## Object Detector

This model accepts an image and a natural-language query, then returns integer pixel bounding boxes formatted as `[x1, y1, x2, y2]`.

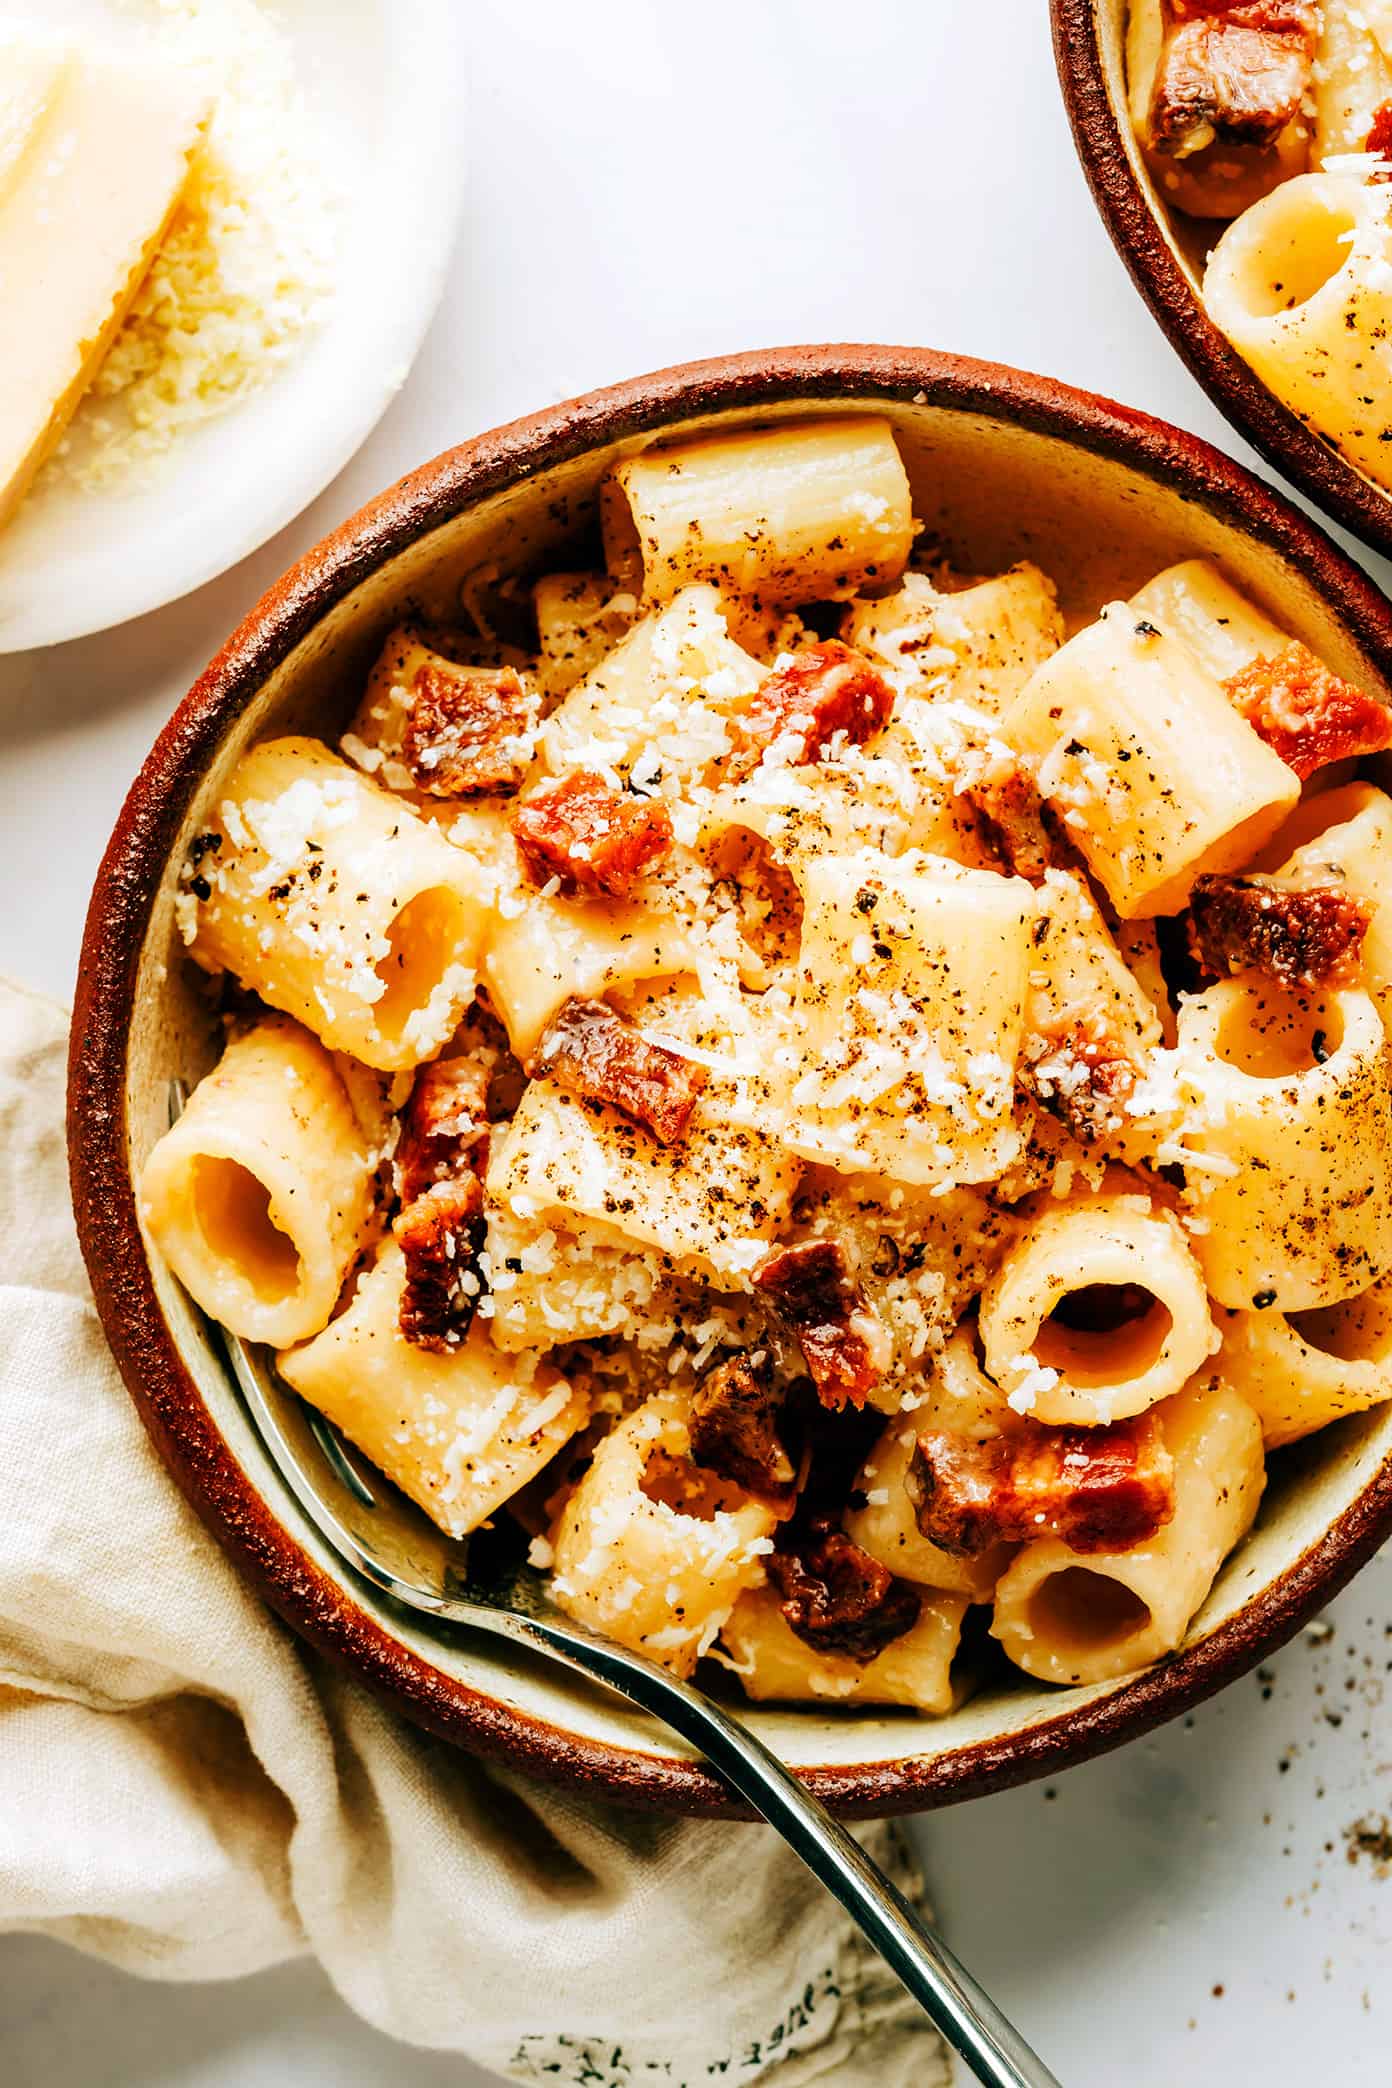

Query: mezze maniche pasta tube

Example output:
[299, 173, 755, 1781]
[1174, 977, 1392, 1311]
[549, 1394, 778, 1677]
[1218, 1269, 1392, 1448]
[717, 1583, 968, 1711]
[184, 736, 491, 1071]
[782, 848, 1035, 1186]
[991, 1379, 1265, 1687]
[140, 1016, 374, 1347]
[1204, 174, 1392, 492]
[601, 416, 914, 608]
[977, 1175, 1215, 1425]
[278, 1241, 590, 1540]
[1126, 559, 1290, 681]
[1004, 602, 1298, 916]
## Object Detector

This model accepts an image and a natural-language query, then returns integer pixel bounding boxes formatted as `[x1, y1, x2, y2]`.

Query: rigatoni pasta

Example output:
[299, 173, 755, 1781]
[843, 563, 1063, 711]
[1267, 782, 1392, 1025]
[186, 737, 492, 1070]
[1217, 1274, 1392, 1448]
[481, 880, 701, 1059]
[991, 1379, 1265, 1686]
[540, 584, 763, 786]
[1003, 602, 1298, 916]
[601, 416, 914, 608]
[532, 572, 637, 698]
[782, 849, 1034, 1185]
[717, 1584, 968, 1711]
[147, 415, 1392, 1711]
[1173, 978, 1392, 1310]
[1311, 2, 1392, 161]
[977, 1177, 1215, 1425]
[1204, 173, 1392, 491]
[278, 1242, 590, 1540]
[1126, 559, 1289, 683]
[845, 1416, 1007, 1601]
[141, 1016, 374, 1346]
[549, 1395, 777, 1678]
[487, 1078, 797, 1282]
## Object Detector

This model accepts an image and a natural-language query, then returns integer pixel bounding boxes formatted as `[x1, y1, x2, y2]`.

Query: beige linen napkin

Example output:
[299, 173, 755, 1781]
[0, 976, 949, 2086]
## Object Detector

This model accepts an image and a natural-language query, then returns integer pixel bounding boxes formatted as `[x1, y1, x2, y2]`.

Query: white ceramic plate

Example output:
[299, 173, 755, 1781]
[0, 0, 464, 654]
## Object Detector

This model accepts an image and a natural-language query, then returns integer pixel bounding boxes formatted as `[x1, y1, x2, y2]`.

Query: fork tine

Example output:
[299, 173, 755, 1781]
[303, 1406, 379, 1507]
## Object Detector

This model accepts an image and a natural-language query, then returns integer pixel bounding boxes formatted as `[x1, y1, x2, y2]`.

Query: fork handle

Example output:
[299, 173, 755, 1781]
[484, 1606, 1062, 2088]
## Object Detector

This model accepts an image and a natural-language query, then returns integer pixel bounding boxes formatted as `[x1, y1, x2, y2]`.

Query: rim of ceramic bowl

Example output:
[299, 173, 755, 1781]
[1050, 0, 1392, 565]
[68, 343, 1392, 1818]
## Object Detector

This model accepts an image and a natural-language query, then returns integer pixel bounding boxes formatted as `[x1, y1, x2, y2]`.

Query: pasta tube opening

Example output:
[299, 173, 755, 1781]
[978, 1179, 1213, 1425]
[1290, 1281, 1392, 1365]
[991, 1380, 1265, 1686]
[372, 886, 476, 1042]
[140, 1017, 376, 1348]
[1026, 1566, 1153, 1659]
[189, 1155, 302, 1304]
[1033, 1285, 1175, 1393]
[1219, 1272, 1392, 1447]
[1214, 181, 1357, 322]
[1210, 982, 1342, 1080]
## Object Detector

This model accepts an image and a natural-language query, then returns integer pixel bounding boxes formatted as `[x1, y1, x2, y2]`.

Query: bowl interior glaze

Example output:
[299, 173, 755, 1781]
[71, 348, 1392, 1815]
[1052, 0, 1392, 564]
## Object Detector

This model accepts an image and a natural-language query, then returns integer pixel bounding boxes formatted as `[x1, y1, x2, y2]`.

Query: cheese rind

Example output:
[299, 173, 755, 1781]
[0, 30, 211, 528]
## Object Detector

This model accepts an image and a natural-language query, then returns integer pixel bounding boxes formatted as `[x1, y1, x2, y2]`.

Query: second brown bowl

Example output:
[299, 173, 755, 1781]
[1052, 0, 1392, 566]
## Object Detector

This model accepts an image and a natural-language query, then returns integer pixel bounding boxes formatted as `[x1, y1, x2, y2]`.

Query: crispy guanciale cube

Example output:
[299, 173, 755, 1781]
[1223, 643, 1392, 781]
[754, 1240, 888, 1408]
[531, 996, 707, 1145]
[1188, 874, 1370, 990]
[395, 1056, 492, 1203]
[512, 769, 673, 896]
[400, 661, 539, 796]
[964, 761, 1062, 884]
[1368, 100, 1392, 178]
[766, 1516, 922, 1663]
[1019, 1017, 1139, 1146]
[689, 1350, 795, 1504]
[911, 1413, 1176, 1558]
[394, 1176, 488, 1352]
[1149, 3, 1319, 155]
[726, 642, 895, 779]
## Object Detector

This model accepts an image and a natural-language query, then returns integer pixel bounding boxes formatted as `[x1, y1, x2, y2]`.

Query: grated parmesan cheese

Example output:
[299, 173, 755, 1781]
[46, 0, 338, 489]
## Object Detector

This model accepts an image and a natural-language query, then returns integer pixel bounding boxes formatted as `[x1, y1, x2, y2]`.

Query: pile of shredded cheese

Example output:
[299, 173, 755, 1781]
[46, 0, 338, 489]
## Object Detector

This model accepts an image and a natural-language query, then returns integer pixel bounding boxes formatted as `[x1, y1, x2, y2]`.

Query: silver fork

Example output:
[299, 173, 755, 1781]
[175, 1094, 1061, 2087]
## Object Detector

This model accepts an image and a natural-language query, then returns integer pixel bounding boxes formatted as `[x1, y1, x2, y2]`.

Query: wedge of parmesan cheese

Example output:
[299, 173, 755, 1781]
[0, 28, 211, 528]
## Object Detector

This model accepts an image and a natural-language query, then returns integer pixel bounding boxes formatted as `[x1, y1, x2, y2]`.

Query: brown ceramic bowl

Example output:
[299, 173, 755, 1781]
[69, 345, 1392, 1818]
[1051, 0, 1392, 564]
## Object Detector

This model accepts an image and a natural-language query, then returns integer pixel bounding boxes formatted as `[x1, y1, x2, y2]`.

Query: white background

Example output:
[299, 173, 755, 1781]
[3, 2, 1392, 2082]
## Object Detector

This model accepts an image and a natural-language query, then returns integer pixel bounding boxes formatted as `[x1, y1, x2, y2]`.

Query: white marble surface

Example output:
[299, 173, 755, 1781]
[3, 1, 1392, 2081]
